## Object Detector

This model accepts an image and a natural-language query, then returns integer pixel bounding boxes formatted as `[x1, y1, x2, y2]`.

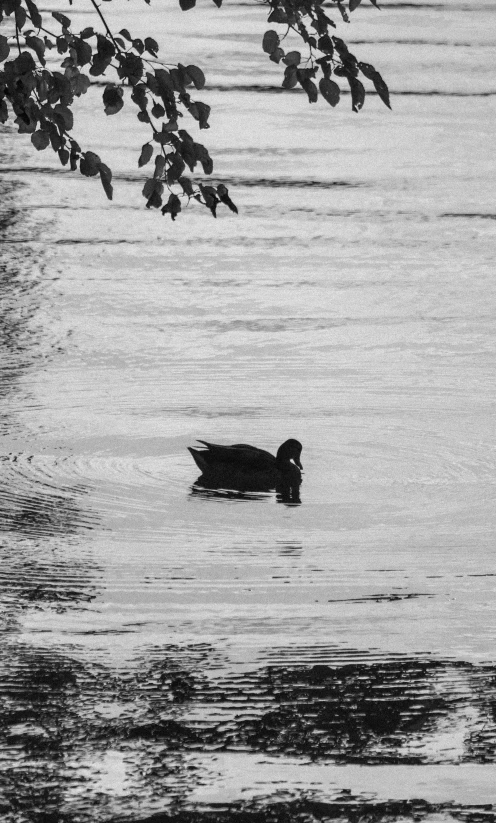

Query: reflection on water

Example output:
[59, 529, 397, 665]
[2, 641, 496, 820]
[191, 476, 301, 506]
[1, 0, 496, 818]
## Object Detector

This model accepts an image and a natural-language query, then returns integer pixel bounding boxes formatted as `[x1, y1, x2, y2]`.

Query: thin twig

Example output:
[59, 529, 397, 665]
[15, 23, 22, 55]
[88, 0, 122, 53]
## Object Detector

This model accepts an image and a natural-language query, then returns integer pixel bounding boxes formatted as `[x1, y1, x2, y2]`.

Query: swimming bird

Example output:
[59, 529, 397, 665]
[188, 439, 303, 491]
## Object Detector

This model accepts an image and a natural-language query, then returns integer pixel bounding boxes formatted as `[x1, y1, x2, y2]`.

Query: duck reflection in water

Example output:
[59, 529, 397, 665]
[188, 439, 303, 505]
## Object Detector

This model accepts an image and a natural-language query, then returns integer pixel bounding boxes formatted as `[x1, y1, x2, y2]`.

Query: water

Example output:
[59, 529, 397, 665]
[1, 0, 496, 820]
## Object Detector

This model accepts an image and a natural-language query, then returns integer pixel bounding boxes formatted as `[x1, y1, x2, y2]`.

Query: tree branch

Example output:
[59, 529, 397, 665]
[88, 0, 122, 53]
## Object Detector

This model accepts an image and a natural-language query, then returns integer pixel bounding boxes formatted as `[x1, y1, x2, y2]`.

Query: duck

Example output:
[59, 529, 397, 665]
[188, 439, 303, 491]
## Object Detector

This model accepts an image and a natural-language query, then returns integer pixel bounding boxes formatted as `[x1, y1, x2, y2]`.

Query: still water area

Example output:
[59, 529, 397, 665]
[1, 0, 496, 820]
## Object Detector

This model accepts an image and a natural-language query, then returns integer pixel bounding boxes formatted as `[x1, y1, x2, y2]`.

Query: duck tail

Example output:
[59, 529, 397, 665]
[188, 447, 209, 473]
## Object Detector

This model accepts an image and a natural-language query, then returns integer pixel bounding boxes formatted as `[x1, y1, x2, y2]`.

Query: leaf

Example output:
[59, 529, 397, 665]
[15, 113, 37, 135]
[147, 189, 162, 208]
[15, 6, 27, 29]
[96, 33, 115, 60]
[10, 51, 36, 76]
[268, 7, 288, 24]
[90, 55, 110, 76]
[319, 76, 340, 106]
[178, 139, 196, 171]
[142, 178, 154, 199]
[283, 51, 301, 67]
[187, 101, 198, 119]
[282, 65, 298, 89]
[98, 162, 113, 200]
[58, 148, 69, 165]
[25, 0, 42, 29]
[142, 177, 163, 201]
[74, 38, 92, 66]
[161, 193, 181, 220]
[349, 0, 362, 9]
[357, 61, 375, 80]
[316, 55, 332, 76]
[144, 37, 158, 56]
[117, 53, 143, 84]
[368, 0, 380, 6]
[186, 64, 205, 91]
[262, 30, 279, 55]
[80, 27, 95, 39]
[155, 68, 174, 94]
[70, 145, 79, 171]
[151, 102, 165, 118]
[199, 184, 218, 217]
[217, 183, 238, 214]
[54, 103, 74, 130]
[166, 152, 185, 184]
[318, 34, 334, 55]
[47, 123, 62, 151]
[56, 36, 68, 54]
[72, 73, 90, 96]
[314, 6, 336, 32]
[196, 101, 210, 129]
[103, 85, 124, 115]
[301, 78, 318, 103]
[358, 62, 391, 108]
[31, 129, 50, 150]
[138, 143, 153, 167]
[26, 34, 45, 65]
[131, 83, 148, 110]
[178, 176, 194, 196]
[80, 151, 101, 176]
[146, 71, 161, 94]
[179, 0, 196, 9]
[348, 76, 365, 111]
[119, 28, 132, 41]
[269, 48, 284, 64]
[165, 118, 178, 132]
[194, 143, 213, 175]
[297, 67, 316, 82]
[170, 68, 186, 93]
[212, 0, 222, 7]
[0, 35, 10, 62]
[0, 0, 20, 15]
[35, 76, 47, 101]
[52, 10, 71, 29]
[372, 72, 390, 108]
[178, 62, 193, 86]
[154, 155, 165, 178]
[153, 131, 173, 145]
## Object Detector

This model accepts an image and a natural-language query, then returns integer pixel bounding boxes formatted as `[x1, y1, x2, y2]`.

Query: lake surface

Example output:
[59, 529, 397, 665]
[1, 1, 496, 820]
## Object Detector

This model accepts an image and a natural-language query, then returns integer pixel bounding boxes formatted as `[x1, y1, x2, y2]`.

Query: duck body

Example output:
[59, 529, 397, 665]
[188, 439, 302, 491]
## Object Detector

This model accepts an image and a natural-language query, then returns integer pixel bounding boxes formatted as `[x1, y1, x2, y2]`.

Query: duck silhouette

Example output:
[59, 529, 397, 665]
[188, 439, 303, 493]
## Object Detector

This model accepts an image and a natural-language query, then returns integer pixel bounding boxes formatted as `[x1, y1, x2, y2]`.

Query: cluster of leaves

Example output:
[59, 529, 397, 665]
[261, 0, 391, 112]
[0, 0, 388, 220]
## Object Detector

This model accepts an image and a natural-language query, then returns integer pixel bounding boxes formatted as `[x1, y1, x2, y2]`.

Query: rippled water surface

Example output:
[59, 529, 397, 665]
[1, 1, 496, 821]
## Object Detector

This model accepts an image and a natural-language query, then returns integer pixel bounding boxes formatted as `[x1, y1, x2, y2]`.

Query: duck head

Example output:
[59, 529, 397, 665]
[276, 439, 303, 474]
